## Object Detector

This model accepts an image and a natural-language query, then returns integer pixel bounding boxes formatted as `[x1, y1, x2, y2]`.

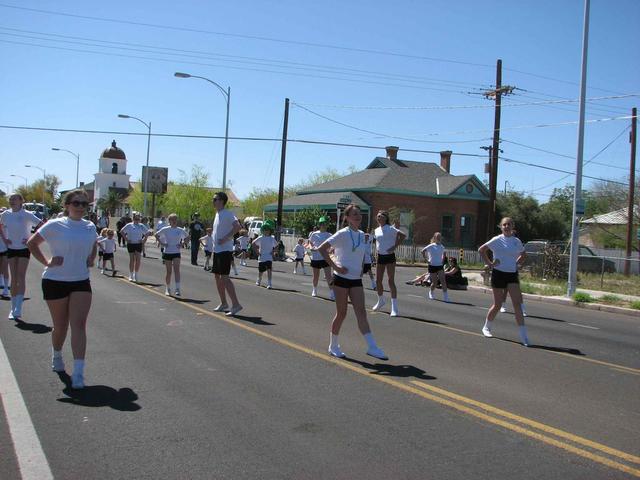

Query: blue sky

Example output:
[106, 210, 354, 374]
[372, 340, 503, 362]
[0, 0, 638, 202]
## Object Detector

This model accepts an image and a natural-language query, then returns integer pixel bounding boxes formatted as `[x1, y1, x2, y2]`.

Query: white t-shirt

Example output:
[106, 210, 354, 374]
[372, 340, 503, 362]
[201, 234, 214, 252]
[422, 243, 446, 266]
[484, 234, 524, 273]
[308, 230, 331, 261]
[324, 227, 366, 280]
[37, 217, 98, 281]
[237, 235, 249, 250]
[99, 237, 117, 254]
[374, 224, 400, 255]
[294, 244, 306, 259]
[157, 226, 188, 254]
[121, 222, 149, 243]
[254, 235, 278, 262]
[0, 209, 41, 249]
[96, 235, 105, 251]
[0, 233, 6, 253]
[212, 209, 238, 253]
[363, 236, 373, 264]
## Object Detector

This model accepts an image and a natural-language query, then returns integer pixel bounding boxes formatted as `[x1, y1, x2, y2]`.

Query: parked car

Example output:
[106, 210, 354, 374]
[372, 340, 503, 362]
[523, 240, 616, 273]
[248, 220, 264, 238]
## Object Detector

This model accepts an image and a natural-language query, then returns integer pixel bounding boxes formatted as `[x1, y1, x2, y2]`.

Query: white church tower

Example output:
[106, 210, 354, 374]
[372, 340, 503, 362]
[94, 140, 131, 206]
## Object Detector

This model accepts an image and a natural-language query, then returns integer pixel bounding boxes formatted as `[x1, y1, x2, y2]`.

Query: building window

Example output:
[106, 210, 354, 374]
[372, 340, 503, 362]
[112, 163, 118, 174]
[441, 214, 455, 244]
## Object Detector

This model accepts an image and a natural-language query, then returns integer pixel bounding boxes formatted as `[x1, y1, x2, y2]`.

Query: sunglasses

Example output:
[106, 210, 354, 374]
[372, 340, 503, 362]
[69, 200, 89, 207]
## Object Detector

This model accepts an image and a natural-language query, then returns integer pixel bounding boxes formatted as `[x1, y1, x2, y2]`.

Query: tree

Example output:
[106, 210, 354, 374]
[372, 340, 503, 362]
[240, 188, 279, 218]
[16, 175, 61, 211]
[161, 166, 215, 223]
[96, 189, 126, 215]
[496, 191, 542, 242]
[289, 207, 334, 237]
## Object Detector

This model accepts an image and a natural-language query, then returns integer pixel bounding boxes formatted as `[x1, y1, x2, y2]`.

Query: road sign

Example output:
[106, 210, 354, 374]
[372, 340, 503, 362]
[141, 166, 168, 194]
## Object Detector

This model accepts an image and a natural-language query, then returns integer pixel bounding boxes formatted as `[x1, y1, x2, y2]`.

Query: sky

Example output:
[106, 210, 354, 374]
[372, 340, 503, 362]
[0, 0, 638, 204]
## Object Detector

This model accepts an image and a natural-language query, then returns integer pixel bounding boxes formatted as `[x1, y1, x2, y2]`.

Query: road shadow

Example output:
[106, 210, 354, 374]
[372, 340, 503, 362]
[528, 344, 584, 355]
[13, 319, 52, 334]
[375, 313, 446, 326]
[524, 314, 566, 323]
[267, 287, 300, 293]
[135, 282, 163, 287]
[231, 314, 275, 326]
[175, 298, 210, 305]
[56, 373, 141, 411]
[344, 358, 436, 380]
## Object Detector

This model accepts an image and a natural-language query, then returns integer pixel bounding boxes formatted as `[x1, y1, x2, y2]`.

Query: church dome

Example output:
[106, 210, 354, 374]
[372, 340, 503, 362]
[101, 140, 126, 160]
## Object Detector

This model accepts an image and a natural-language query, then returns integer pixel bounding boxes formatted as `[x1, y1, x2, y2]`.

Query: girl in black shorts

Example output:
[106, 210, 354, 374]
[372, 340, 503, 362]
[27, 189, 97, 389]
[372, 210, 405, 316]
[155, 214, 188, 296]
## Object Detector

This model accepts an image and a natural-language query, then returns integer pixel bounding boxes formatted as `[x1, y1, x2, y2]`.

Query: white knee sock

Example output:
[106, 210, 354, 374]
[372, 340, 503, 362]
[52, 348, 62, 358]
[15, 294, 23, 314]
[483, 318, 492, 329]
[330, 333, 339, 348]
[73, 359, 85, 376]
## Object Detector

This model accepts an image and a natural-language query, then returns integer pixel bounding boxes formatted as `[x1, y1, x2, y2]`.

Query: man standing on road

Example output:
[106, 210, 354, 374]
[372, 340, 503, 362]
[189, 212, 205, 265]
[211, 192, 242, 316]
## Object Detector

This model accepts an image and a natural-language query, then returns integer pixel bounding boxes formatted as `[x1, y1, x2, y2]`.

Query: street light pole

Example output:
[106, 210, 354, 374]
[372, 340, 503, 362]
[175, 72, 231, 191]
[118, 114, 151, 216]
[51, 148, 80, 188]
[24, 164, 46, 207]
[10, 174, 27, 189]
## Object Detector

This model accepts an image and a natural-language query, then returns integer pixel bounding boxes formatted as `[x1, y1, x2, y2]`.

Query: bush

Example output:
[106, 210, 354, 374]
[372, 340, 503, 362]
[573, 292, 594, 303]
[529, 244, 568, 280]
[599, 294, 623, 305]
[630, 301, 640, 310]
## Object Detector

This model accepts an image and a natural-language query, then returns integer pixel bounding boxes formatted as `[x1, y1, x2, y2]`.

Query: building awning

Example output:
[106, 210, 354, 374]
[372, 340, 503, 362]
[264, 191, 370, 212]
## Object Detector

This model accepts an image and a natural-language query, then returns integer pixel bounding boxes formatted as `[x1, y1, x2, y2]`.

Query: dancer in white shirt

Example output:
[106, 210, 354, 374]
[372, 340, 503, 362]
[236, 230, 249, 266]
[121, 212, 149, 282]
[155, 214, 188, 296]
[97, 229, 118, 276]
[421, 232, 450, 302]
[307, 217, 335, 299]
[293, 238, 307, 275]
[478, 217, 530, 346]
[27, 189, 97, 389]
[317, 205, 387, 360]
[0, 210, 9, 297]
[253, 223, 278, 288]
[200, 228, 214, 271]
[0, 194, 43, 319]
[372, 211, 405, 316]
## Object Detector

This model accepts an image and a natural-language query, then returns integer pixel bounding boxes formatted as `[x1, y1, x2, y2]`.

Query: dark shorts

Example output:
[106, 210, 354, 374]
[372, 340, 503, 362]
[491, 269, 519, 289]
[8, 248, 30, 259]
[127, 243, 143, 253]
[212, 251, 233, 275]
[258, 261, 273, 272]
[163, 253, 181, 261]
[428, 265, 444, 274]
[42, 278, 92, 300]
[295, 258, 304, 262]
[103, 253, 114, 261]
[377, 253, 396, 265]
[310, 259, 329, 269]
[204, 250, 212, 258]
[332, 274, 363, 289]
[98, 251, 104, 258]
[0, 251, 7, 257]
[363, 263, 372, 274]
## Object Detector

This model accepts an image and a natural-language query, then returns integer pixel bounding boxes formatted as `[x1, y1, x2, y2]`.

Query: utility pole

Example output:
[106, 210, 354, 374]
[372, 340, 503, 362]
[624, 107, 637, 276]
[484, 59, 515, 239]
[276, 98, 290, 241]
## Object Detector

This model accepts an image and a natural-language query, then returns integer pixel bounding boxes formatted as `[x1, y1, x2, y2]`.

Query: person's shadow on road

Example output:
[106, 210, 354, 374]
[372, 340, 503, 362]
[492, 337, 584, 355]
[56, 373, 141, 411]
[13, 319, 52, 334]
[344, 358, 437, 380]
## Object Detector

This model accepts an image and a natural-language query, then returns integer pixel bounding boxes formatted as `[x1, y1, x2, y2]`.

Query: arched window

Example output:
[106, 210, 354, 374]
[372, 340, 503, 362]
[112, 163, 118, 174]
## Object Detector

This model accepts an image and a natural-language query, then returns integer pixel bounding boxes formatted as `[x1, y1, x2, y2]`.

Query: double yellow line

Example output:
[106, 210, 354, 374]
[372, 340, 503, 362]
[123, 279, 640, 477]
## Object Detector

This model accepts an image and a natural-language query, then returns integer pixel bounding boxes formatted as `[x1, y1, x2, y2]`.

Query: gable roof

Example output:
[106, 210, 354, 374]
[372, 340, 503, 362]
[299, 156, 488, 199]
[264, 191, 369, 212]
[582, 206, 639, 225]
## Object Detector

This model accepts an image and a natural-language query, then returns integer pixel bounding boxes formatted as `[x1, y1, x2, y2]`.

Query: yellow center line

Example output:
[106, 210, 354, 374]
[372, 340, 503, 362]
[121, 279, 640, 477]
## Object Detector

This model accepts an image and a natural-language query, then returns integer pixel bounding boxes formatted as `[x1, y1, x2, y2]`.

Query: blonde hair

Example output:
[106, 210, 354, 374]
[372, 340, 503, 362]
[430, 232, 442, 244]
[500, 217, 515, 227]
[100, 228, 109, 236]
[167, 213, 178, 222]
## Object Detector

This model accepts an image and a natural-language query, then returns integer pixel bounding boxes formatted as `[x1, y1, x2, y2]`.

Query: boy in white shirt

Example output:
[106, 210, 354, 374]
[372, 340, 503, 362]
[97, 228, 108, 270]
[98, 229, 118, 276]
[253, 222, 278, 288]
[200, 227, 214, 271]
[293, 237, 306, 275]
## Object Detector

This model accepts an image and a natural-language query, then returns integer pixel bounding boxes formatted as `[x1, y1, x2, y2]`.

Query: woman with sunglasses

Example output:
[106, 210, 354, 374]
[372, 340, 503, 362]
[478, 217, 530, 346]
[121, 212, 150, 282]
[0, 194, 43, 319]
[372, 210, 405, 316]
[27, 190, 97, 389]
[318, 204, 387, 360]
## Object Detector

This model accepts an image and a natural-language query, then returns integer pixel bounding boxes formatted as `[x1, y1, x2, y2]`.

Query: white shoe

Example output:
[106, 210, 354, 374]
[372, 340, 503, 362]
[293, 269, 297, 275]
[521, 306, 528, 317]
[165, 288, 171, 296]
[443, 293, 450, 303]
[500, 306, 507, 313]
[328, 345, 346, 358]
[100, 269, 105, 275]
[311, 288, 317, 297]
[8, 310, 15, 320]
[266, 283, 272, 289]
[428, 291, 435, 300]
[174, 289, 181, 297]
[133, 273, 138, 282]
[390, 308, 398, 317]
[482, 326, 493, 338]
[366, 346, 388, 360]
[225, 305, 243, 317]
[372, 297, 386, 311]
[128, 275, 134, 282]
[256, 280, 261, 287]
[213, 304, 229, 312]
[329, 290, 335, 301]
[52, 357, 65, 372]
[71, 374, 85, 389]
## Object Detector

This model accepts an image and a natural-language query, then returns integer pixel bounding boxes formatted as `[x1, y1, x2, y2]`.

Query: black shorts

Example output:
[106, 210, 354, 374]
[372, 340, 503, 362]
[310, 259, 329, 269]
[204, 250, 212, 258]
[363, 263, 372, 274]
[491, 269, 519, 289]
[0, 251, 7, 257]
[377, 253, 396, 265]
[212, 251, 233, 275]
[7, 248, 30, 259]
[102, 253, 114, 261]
[42, 278, 92, 300]
[258, 261, 273, 272]
[295, 258, 304, 262]
[332, 274, 363, 289]
[163, 253, 181, 261]
[98, 251, 104, 258]
[428, 265, 444, 274]
[127, 243, 143, 253]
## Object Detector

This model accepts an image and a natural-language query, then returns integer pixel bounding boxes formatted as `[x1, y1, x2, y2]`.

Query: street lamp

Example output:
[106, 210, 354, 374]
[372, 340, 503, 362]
[174, 71, 231, 191]
[118, 114, 151, 216]
[51, 148, 80, 188]
[24, 164, 46, 207]
[10, 174, 27, 189]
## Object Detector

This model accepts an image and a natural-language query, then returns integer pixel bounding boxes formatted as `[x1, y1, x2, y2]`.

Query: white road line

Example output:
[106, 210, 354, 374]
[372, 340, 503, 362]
[569, 323, 600, 330]
[0, 335, 53, 480]
[407, 294, 424, 299]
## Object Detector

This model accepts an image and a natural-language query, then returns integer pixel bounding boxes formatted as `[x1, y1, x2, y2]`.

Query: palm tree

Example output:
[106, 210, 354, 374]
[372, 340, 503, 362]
[96, 189, 125, 216]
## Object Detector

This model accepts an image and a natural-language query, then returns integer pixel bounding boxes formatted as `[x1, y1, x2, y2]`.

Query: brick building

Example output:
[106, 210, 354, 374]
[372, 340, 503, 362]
[266, 146, 489, 247]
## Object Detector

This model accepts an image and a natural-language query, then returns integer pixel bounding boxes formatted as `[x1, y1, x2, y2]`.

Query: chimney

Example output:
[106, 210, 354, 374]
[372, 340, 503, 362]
[80, 182, 85, 187]
[440, 150, 452, 173]
[385, 146, 399, 162]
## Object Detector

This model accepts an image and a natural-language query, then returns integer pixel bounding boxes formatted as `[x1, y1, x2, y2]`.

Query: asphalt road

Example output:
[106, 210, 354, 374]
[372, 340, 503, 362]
[1, 244, 639, 479]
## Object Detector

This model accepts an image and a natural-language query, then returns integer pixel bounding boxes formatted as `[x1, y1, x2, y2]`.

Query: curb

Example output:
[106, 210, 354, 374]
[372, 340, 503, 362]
[466, 284, 640, 318]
